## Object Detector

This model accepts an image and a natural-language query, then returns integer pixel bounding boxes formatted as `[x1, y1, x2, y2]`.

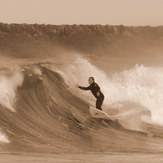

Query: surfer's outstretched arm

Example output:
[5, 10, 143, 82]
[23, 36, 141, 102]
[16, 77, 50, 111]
[78, 86, 90, 90]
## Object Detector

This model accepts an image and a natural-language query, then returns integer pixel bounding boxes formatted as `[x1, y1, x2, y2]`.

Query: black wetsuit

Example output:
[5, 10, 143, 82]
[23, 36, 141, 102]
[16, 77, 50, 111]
[78, 82, 104, 110]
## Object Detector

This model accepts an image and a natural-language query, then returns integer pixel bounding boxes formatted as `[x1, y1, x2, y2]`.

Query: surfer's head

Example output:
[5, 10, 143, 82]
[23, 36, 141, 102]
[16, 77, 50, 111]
[88, 77, 94, 84]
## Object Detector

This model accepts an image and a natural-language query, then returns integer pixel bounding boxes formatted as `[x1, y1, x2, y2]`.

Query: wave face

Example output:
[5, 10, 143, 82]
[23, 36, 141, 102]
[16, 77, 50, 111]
[0, 57, 163, 154]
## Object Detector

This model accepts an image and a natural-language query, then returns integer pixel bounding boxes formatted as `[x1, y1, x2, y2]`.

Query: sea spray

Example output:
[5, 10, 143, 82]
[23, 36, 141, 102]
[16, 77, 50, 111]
[0, 130, 9, 143]
[0, 68, 24, 112]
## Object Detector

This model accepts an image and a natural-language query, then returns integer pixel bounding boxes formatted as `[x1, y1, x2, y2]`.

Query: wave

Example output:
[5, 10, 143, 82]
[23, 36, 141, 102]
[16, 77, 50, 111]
[0, 57, 163, 153]
[54, 58, 163, 125]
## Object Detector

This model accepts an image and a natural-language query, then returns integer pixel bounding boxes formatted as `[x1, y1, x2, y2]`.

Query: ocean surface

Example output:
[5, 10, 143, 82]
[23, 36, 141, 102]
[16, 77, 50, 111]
[1, 24, 163, 162]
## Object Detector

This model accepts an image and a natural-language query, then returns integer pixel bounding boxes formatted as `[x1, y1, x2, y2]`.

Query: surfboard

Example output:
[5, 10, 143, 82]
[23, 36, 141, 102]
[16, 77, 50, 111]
[89, 106, 114, 120]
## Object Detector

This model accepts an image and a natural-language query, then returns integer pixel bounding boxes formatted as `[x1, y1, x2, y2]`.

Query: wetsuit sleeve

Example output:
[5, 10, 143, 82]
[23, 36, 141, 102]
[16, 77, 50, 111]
[78, 86, 90, 90]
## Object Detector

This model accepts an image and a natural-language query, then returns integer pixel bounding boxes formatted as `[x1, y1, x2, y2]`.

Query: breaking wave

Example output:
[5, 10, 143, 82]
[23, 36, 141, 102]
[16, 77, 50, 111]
[0, 56, 163, 153]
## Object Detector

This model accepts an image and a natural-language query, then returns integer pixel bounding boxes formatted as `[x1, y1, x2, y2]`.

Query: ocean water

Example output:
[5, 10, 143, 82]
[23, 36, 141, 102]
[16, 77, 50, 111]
[0, 55, 163, 157]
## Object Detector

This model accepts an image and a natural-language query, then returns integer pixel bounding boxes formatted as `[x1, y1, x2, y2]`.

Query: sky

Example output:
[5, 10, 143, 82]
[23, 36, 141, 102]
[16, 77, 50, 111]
[0, 0, 163, 26]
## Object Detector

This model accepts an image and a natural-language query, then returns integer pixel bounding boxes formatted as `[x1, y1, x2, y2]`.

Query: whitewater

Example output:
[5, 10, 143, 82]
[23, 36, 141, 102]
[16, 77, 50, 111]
[0, 55, 163, 157]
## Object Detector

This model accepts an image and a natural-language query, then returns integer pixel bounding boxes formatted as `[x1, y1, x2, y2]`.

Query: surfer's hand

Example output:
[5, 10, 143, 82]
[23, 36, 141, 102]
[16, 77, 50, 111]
[97, 92, 100, 97]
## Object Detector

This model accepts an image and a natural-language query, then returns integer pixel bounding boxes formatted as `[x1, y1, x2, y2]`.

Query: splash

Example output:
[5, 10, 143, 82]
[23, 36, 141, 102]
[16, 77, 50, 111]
[0, 132, 9, 143]
[0, 68, 24, 112]
[110, 65, 163, 125]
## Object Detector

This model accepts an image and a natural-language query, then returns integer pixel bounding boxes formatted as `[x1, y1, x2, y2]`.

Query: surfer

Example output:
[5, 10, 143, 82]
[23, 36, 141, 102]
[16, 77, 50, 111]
[78, 77, 104, 110]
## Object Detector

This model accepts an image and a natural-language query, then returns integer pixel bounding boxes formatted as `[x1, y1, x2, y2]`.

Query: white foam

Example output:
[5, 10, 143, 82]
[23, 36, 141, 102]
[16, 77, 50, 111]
[0, 132, 9, 143]
[0, 68, 24, 112]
